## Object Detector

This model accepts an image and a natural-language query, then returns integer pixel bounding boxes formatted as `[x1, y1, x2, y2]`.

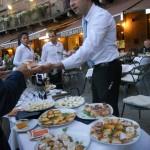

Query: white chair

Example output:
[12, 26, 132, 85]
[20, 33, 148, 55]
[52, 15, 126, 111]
[121, 95, 150, 119]
[121, 64, 149, 96]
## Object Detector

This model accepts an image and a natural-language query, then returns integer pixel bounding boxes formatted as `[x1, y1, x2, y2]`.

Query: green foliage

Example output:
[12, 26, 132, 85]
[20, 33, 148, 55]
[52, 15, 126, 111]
[3, 55, 14, 70]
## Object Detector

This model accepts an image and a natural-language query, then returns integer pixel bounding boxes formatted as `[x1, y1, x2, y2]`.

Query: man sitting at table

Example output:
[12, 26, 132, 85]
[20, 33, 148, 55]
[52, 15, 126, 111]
[139, 39, 150, 54]
[0, 64, 39, 150]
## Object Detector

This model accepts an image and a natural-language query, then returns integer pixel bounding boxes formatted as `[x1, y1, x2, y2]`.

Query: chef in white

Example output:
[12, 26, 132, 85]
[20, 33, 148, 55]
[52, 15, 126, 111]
[41, 30, 64, 89]
[35, 0, 122, 116]
[13, 32, 35, 66]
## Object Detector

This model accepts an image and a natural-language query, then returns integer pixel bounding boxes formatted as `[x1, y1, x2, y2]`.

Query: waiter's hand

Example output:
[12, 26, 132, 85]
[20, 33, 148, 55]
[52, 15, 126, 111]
[31, 63, 64, 73]
[0, 66, 11, 79]
[31, 63, 54, 73]
[23, 61, 37, 70]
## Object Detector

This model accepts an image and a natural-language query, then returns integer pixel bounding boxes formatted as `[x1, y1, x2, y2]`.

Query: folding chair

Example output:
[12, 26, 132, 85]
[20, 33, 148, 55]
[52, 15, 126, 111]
[121, 95, 150, 119]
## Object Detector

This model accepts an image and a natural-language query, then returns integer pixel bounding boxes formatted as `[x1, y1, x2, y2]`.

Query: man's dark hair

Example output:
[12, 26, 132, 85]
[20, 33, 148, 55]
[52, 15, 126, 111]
[91, 0, 103, 7]
[18, 32, 29, 46]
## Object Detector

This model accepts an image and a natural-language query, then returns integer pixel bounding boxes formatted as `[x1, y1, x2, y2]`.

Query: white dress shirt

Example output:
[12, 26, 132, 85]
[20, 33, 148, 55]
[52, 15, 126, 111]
[62, 4, 119, 69]
[13, 44, 35, 66]
[41, 41, 64, 64]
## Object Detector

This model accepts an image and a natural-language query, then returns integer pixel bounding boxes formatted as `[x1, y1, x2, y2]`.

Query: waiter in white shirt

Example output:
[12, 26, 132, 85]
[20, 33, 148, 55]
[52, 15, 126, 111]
[13, 32, 35, 67]
[41, 30, 64, 89]
[35, 0, 122, 116]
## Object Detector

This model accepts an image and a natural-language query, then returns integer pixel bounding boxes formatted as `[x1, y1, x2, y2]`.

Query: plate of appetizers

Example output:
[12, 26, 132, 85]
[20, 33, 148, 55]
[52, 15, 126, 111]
[77, 103, 113, 120]
[90, 117, 141, 145]
[35, 129, 90, 150]
[14, 119, 38, 133]
[23, 100, 55, 112]
[38, 108, 76, 127]
[55, 96, 85, 109]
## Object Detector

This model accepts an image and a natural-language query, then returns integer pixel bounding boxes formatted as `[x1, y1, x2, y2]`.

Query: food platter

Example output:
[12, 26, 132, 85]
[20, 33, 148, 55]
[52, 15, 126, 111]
[38, 108, 76, 127]
[35, 130, 90, 150]
[55, 96, 85, 108]
[14, 119, 38, 133]
[77, 103, 113, 120]
[90, 117, 141, 145]
[28, 128, 49, 140]
[23, 100, 55, 112]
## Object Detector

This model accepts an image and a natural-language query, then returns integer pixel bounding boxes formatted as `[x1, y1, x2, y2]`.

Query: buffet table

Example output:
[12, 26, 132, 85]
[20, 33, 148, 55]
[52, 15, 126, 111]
[9, 120, 150, 150]
[7, 87, 150, 150]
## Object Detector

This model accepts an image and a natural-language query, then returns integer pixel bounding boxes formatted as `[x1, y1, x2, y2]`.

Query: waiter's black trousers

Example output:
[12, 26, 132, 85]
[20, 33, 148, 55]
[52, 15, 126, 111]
[92, 59, 122, 116]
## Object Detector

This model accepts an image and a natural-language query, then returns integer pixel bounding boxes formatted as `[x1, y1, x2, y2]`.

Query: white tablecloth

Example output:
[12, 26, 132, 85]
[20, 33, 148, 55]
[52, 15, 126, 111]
[9, 120, 150, 150]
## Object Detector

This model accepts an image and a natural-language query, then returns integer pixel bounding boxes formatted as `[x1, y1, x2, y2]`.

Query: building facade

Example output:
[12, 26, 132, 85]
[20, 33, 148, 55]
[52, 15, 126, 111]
[0, 0, 149, 54]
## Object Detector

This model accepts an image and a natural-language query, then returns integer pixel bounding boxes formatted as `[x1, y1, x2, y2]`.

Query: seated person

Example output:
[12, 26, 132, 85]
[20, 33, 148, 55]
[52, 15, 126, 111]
[0, 63, 40, 149]
[139, 39, 150, 54]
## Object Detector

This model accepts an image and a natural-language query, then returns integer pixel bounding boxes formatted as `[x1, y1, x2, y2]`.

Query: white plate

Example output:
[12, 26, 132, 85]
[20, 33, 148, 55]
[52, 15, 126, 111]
[77, 103, 113, 120]
[90, 117, 141, 145]
[55, 96, 85, 109]
[35, 129, 90, 150]
[23, 100, 55, 112]
[14, 119, 38, 133]
[38, 108, 76, 127]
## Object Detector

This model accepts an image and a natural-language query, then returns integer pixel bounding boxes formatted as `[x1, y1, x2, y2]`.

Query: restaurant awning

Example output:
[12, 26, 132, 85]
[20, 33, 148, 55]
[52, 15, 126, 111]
[58, 0, 147, 36]
[126, 0, 150, 12]
[29, 28, 47, 40]
[57, 19, 82, 37]
[0, 41, 18, 49]
[107, 0, 143, 15]
[0, 28, 48, 50]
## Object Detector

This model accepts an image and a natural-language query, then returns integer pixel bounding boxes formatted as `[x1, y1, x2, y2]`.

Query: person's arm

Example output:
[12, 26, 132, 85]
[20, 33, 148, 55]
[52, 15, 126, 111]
[0, 63, 40, 117]
[0, 71, 26, 116]
[62, 13, 113, 69]
[30, 13, 112, 72]
[13, 47, 22, 66]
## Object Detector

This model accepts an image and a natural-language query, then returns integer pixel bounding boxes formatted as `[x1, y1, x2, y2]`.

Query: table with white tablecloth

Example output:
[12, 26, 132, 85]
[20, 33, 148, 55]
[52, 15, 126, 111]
[9, 120, 150, 150]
